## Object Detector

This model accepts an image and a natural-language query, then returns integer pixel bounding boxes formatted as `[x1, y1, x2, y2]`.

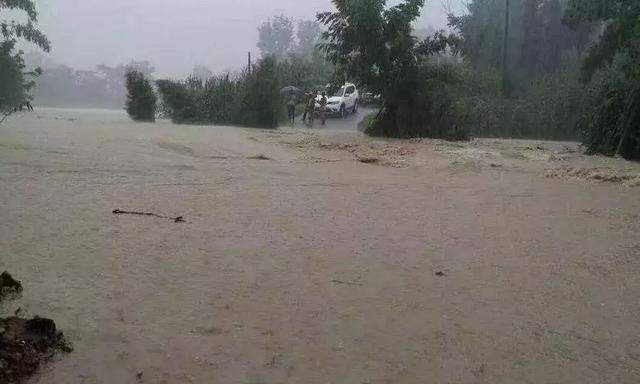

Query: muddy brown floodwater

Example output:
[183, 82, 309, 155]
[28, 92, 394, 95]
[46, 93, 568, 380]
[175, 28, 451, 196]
[1, 108, 640, 384]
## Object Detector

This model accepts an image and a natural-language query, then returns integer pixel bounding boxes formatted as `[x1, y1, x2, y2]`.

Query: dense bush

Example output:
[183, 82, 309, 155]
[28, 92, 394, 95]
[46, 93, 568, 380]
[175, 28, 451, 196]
[579, 54, 640, 159]
[365, 61, 468, 139]
[125, 70, 157, 122]
[452, 61, 587, 140]
[364, 59, 588, 141]
[240, 57, 281, 128]
[156, 57, 282, 129]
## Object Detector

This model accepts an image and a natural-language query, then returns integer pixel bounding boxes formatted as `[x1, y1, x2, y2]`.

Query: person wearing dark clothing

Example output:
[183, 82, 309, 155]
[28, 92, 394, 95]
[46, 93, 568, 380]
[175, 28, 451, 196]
[287, 97, 296, 125]
[318, 91, 327, 126]
[302, 93, 309, 122]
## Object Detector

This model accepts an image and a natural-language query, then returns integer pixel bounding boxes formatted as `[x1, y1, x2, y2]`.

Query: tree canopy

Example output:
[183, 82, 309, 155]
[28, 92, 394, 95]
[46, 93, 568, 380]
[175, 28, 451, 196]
[317, 0, 463, 137]
[449, 0, 593, 88]
[0, 0, 50, 51]
[257, 15, 295, 60]
[295, 20, 322, 60]
[565, 0, 640, 80]
[0, 0, 49, 118]
[565, 0, 640, 159]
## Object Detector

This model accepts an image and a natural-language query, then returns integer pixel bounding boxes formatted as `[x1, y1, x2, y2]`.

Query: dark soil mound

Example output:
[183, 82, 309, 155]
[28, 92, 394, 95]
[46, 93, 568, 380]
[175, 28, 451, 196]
[0, 272, 23, 297]
[0, 316, 72, 384]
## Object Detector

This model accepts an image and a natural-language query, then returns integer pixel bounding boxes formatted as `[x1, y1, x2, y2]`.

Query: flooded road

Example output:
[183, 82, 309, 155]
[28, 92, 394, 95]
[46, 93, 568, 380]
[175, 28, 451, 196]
[1, 108, 639, 384]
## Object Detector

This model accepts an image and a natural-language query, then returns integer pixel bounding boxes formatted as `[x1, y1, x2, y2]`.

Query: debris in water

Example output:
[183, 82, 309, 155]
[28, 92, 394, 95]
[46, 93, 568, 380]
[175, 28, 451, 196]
[331, 279, 364, 286]
[545, 167, 640, 186]
[0, 316, 73, 384]
[356, 156, 379, 164]
[247, 154, 272, 160]
[435, 271, 446, 277]
[136, 370, 144, 381]
[112, 209, 186, 223]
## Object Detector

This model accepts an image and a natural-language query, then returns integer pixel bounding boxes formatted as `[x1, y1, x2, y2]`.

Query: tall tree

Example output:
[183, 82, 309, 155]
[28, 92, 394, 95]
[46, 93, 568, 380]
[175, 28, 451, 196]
[0, 0, 50, 119]
[318, 0, 459, 137]
[565, 0, 640, 158]
[125, 70, 157, 122]
[565, 0, 640, 80]
[449, 0, 507, 71]
[451, 0, 594, 81]
[256, 15, 295, 60]
[518, 0, 543, 76]
[502, 0, 510, 93]
[295, 20, 322, 59]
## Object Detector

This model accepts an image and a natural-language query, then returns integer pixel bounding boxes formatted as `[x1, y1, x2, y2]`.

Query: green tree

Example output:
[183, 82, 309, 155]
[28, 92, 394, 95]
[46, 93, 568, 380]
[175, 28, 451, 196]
[450, 0, 593, 86]
[1, 0, 50, 51]
[125, 70, 157, 122]
[565, 0, 640, 158]
[240, 56, 281, 128]
[318, 0, 460, 137]
[257, 15, 294, 60]
[0, 0, 50, 120]
[295, 20, 322, 60]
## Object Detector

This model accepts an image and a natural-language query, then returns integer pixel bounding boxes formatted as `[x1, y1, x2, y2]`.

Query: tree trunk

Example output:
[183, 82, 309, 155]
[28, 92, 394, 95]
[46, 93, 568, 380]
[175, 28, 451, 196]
[502, 0, 511, 95]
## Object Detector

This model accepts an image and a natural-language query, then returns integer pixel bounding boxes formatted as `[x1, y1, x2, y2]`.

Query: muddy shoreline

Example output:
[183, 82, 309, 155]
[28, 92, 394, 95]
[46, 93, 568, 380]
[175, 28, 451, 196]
[1, 272, 72, 384]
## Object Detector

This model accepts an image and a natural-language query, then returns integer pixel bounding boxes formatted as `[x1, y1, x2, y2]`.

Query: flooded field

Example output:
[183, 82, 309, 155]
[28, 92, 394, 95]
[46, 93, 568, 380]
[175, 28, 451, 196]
[1, 108, 639, 383]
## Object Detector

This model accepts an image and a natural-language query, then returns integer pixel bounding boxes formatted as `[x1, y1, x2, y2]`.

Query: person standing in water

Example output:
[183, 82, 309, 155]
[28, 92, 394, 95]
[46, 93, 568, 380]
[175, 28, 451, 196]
[318, 91, 327, 126]
[304, 91, 317, 127]
[302, 93, 310, 123]
[287, 96, 296, 126]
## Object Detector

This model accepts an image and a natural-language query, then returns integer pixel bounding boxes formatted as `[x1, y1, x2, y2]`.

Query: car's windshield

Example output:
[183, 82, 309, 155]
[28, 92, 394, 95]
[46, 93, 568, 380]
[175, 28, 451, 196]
[332, 86, 346, 97]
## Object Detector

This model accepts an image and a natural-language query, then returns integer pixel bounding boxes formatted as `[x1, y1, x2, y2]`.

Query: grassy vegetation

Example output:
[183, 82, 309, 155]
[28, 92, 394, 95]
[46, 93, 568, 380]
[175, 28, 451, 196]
[156, 57, 282, 129]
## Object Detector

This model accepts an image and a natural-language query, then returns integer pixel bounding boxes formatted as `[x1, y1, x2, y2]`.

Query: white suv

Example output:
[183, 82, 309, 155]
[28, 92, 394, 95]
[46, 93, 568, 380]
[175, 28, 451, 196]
[316, 83, 359, 118]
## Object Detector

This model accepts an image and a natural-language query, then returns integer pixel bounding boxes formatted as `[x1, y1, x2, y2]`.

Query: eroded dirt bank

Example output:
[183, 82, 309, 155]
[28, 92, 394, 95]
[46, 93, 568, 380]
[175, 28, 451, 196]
[1, 109, 639, 383]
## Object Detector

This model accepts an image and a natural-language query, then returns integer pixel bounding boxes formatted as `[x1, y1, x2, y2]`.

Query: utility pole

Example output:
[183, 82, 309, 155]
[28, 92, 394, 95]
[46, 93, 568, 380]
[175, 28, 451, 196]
[248, 52, 252, 74]
[502, 0, 510, 95]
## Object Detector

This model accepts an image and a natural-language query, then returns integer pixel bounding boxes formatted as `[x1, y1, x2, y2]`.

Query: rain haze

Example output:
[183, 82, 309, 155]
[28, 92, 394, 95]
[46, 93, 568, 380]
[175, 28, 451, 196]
[34, 0, 452, 76]
[3, 0, 639, 383]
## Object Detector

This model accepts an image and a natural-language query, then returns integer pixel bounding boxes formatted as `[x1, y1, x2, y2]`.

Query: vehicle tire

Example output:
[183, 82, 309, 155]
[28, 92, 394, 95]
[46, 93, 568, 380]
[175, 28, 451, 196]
[352, 100, 358, 113]
[340, 104, 346, 118]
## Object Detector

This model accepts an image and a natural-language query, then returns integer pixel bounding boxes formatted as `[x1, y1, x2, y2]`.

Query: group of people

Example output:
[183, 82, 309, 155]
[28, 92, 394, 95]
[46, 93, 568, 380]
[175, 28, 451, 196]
[287, 90, 328, 127]
[14, 102, 34, 112]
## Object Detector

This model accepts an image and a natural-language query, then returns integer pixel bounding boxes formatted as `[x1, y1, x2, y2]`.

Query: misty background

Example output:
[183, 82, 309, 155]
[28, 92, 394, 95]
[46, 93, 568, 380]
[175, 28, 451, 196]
[32, 0, 456, 78]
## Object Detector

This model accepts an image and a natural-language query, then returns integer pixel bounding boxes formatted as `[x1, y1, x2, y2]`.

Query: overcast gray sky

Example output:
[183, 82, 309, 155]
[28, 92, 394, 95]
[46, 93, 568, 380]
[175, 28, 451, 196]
[33, 0, 458, 77]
